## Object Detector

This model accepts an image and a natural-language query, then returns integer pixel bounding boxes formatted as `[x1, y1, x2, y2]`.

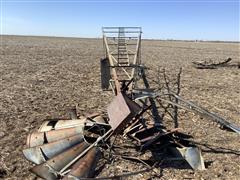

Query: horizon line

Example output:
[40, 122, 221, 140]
[1, 34, 240, 43]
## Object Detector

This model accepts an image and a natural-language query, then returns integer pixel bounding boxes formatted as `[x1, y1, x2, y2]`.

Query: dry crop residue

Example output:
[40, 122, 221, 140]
[0, 35, 240, 179]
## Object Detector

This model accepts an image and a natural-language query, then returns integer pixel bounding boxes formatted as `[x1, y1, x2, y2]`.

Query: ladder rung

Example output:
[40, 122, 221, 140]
[118, 57, 128, 59]
[109, 65, 133, 68]
[103, 31, 141, 33]
[108, 43, 137, 46]
[118, 62, 129, 65]
[112, 53, 135, 56]
[108, 37, 138, 39]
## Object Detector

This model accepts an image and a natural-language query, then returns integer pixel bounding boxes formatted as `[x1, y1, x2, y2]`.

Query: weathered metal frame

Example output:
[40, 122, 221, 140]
[102, 27, 142, 94]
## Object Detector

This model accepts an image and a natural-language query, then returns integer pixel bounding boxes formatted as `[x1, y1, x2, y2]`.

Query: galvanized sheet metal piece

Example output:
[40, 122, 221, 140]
[38, 119, 86, 132]
[27, 126, 83, 148]
[23, 134, 84, 164]
[65, 147, 101, 179]
[171, 147, 205, 170]
[107, 92, 140, 132]
[31, 141, 89, 179]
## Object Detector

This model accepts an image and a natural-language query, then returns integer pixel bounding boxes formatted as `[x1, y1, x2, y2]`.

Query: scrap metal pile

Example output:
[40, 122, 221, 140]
[23, 27, 240, 179]
[192, 57, 240, 69]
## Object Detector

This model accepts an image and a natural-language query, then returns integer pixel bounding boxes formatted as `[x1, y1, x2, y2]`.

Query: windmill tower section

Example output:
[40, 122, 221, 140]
[101, 27, 142, 94]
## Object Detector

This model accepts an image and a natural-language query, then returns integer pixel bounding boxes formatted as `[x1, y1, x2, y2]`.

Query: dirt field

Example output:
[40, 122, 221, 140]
[0, 35, 240, 179]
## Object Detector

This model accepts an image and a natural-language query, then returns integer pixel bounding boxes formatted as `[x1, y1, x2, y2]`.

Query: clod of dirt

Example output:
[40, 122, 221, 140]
[0, 169, 7, 178]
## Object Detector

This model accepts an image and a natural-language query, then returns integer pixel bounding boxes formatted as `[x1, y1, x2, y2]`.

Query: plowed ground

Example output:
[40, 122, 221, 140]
[0, 35, 240, 179]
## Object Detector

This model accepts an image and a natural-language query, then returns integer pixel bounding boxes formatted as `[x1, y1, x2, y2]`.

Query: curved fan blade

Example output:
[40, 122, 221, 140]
[30, 141, 89, 179]
[39, 119, 85, 132]
[27, 126, 83, 148]
[64, 147, 101, 179]
[23, 134, 84, 164]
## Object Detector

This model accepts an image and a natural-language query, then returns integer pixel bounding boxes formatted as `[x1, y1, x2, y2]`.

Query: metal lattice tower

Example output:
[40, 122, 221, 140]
[102, 27, 142, 94]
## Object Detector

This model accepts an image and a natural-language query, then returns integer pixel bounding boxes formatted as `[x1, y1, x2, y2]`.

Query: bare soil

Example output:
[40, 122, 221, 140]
[0, 35, 240, 179]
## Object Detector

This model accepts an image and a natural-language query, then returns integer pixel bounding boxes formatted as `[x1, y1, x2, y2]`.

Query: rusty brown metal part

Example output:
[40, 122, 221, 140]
[30, 141, 89, 179]
[23, 134, 84, 164]
[123, 105, 152, 135]
[26, 126, 83, 148]
[107, 92, 141, 133]
[64, 147, 101, 179]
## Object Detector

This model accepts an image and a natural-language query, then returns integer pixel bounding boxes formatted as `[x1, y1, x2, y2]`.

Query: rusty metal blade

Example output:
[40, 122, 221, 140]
[64, 147, 101, 179]
[107, 92, 140, 132]
[23, 134, 84, 164]
[27, 126, 83, 148]
[38, 119, 85, 132]
[30, 141, 89, 179]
